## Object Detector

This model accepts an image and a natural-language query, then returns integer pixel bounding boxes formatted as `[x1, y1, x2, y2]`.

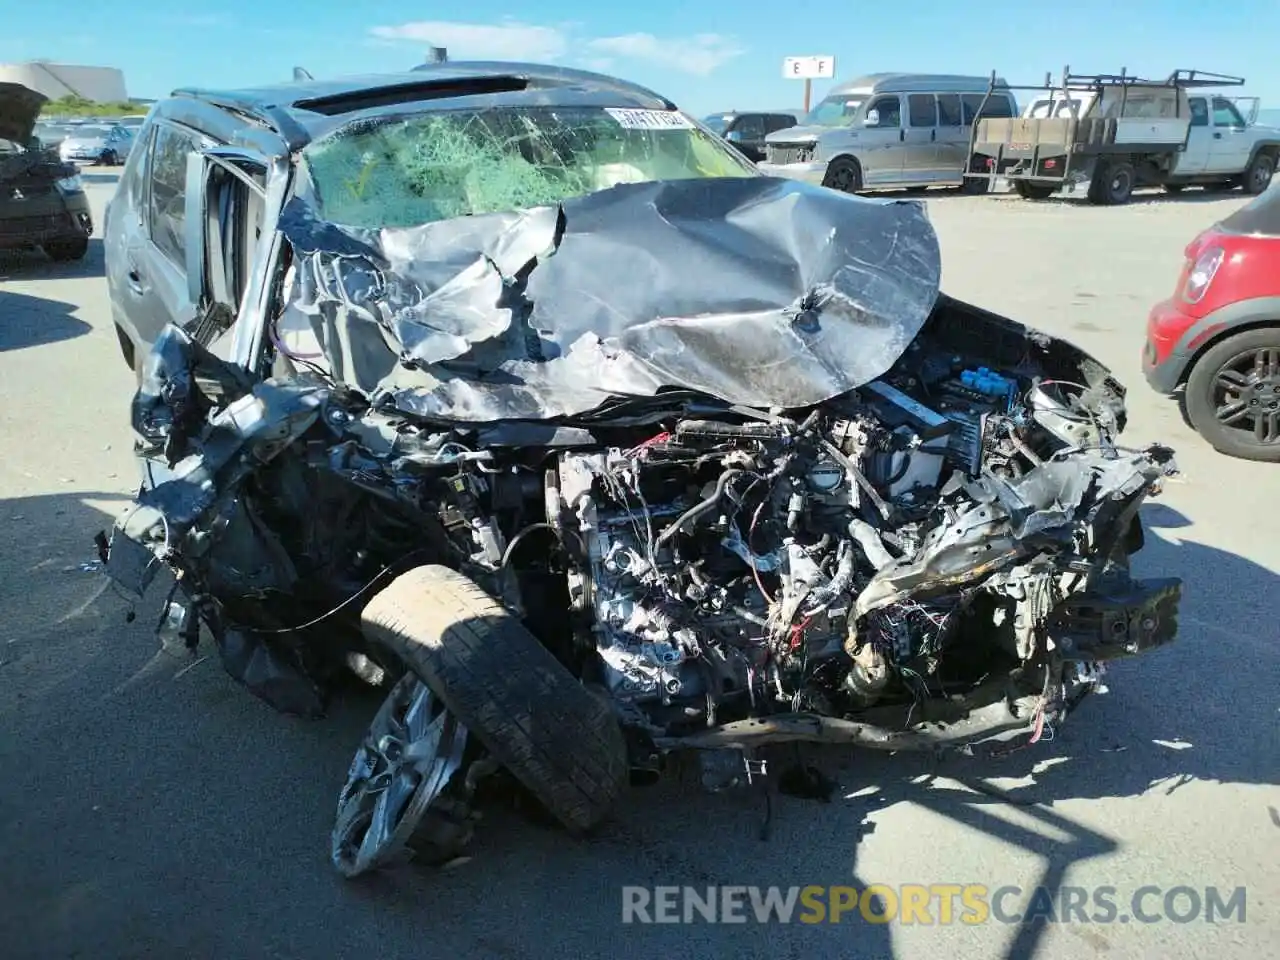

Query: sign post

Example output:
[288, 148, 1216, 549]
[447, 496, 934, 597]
[783, 56, 835, 113]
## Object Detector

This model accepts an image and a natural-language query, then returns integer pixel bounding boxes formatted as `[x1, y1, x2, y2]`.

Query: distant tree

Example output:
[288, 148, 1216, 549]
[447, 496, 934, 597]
[40, 96, 146, 118]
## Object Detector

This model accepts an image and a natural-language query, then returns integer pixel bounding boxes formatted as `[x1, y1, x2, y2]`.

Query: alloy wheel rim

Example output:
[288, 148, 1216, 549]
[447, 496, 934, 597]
[331, 673, 469, 877]
[1211, 346, 1280, 445]
[1252, 160, 1273, 191]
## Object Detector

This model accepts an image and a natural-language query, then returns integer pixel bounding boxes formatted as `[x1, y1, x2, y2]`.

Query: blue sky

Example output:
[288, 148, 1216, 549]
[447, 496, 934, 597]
[4, 0, 1279, 117]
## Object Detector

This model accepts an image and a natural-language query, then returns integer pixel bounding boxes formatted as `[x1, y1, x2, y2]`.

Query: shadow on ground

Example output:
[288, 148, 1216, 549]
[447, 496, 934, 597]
[976, 189, 1243, 208]
[0, 288, 92, 351]
[0, 494, 1272, 960]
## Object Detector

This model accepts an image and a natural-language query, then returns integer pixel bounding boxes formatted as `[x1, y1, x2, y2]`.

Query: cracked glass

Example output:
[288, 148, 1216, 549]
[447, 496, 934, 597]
[300, 106, 758, 229]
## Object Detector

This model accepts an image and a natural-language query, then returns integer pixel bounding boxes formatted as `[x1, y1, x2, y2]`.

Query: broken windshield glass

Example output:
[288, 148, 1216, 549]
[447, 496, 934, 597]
[300, 106, 758, 229]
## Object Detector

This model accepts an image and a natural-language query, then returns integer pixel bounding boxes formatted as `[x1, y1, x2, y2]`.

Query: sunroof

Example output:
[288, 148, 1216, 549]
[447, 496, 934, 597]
[292, 76, 534, 116]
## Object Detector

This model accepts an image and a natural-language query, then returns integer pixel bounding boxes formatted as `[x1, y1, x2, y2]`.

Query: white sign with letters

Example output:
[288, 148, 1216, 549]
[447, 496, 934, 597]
[783, 56, 835, 80]
[605, 108, 695, 130]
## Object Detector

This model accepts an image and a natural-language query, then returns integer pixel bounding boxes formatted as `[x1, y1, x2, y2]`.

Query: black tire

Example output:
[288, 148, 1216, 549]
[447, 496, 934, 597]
[114, 322, 136, 372]
[961, 176, 990, 195]
[43, 237, 89, 261]
[822, 157, 862, 194]
[1163, 183, 1186, 195]
[360, 564, 629, 834]
[1089, 161, 1135, 205]
[1243, 152, 1275, 195]
[1184, 326, 1280, 462]
[101, 150, 118, 166]
[1013, 181, 1056, 201]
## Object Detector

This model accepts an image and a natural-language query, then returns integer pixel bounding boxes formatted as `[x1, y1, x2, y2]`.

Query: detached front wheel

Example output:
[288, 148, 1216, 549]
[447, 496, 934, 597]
[360, 565, 629, 836]
[332, 673, 474, 877]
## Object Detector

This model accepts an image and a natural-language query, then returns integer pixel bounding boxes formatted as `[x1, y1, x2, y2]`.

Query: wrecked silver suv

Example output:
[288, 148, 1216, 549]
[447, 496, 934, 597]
[103, 64, 1181, 878]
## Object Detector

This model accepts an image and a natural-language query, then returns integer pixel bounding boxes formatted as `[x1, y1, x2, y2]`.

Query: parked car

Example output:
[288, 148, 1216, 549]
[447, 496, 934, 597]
[59, 122, 135, 165]
[702, 110, 799, 161]
[1144, 185, 1280, 460]
[0, 82, 93, 260]
[103, 63, 1179, 880]
[758, 73, 1017, 193]
[971, 69, 1280, 204]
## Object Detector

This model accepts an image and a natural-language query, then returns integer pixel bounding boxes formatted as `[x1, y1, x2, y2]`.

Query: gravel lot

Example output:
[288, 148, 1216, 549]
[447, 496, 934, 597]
[1, 177, 1276, 960]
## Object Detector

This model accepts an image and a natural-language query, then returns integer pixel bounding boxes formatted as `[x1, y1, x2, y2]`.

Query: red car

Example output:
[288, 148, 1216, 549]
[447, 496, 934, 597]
[1144, 187, 1280, 461]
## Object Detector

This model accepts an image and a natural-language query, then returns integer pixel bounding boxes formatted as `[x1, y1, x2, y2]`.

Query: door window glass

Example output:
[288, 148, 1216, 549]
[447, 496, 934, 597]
[733, 115, 766, 140]
[937, 94, 963, 126]
[867, 96, 901, 128]
[147, 124, 202, 268]
[909, 94, 937, 127]
[1212, 97, 1246, 127]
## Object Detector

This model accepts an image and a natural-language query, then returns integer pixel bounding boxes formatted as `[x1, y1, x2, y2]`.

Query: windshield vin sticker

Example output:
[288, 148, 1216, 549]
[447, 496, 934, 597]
[605, 108, 695, 130]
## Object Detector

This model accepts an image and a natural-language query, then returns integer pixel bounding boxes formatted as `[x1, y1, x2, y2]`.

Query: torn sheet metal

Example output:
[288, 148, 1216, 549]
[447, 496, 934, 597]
[277, 176, 942, 421]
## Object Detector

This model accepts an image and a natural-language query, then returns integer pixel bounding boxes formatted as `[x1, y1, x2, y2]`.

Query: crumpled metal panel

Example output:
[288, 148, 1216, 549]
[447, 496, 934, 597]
[277, 176, 942, 421]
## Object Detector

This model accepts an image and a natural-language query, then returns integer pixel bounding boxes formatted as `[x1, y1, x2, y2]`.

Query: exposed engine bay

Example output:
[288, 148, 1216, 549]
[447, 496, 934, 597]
[108, 295, 1179, 747]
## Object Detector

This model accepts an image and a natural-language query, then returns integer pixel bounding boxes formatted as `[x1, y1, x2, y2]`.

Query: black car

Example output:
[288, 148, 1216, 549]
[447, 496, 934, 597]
[702, 110, 799, 161]
[102, 62, 1181, 881]
[0, 82, 94, 261]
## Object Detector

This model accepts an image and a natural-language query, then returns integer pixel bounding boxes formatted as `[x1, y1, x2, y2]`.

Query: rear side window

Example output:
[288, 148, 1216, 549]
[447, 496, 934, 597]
[964, 94, 1014, 122]
[148, 124, 203, 268]
[909, 95, 937, 127]
[937, 94, 963, 126]
[1189, 98, 1208, 127]
[1220, 184, 1280, 236]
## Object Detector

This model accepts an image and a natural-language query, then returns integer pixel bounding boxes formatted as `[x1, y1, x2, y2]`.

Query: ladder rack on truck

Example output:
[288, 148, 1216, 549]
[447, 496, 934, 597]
[963, 66, 1246, 204]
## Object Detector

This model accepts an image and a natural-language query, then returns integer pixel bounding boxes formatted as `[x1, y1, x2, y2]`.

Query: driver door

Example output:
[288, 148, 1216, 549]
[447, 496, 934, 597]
[181, 151, 270, 362]
[860, 94, 905, 185]
[1205, 97, 1252, 174]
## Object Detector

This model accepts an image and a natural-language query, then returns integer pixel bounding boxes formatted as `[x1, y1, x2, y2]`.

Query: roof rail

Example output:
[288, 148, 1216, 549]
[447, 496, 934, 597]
[170, 89, 312, 151]
[1165, 69, 1246, 88]
[991, 65, 1247, 92]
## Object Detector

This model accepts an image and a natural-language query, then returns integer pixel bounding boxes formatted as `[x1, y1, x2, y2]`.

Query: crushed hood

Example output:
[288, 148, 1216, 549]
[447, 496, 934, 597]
[277, 176, 942, 422]
[0, 82, 46, 145]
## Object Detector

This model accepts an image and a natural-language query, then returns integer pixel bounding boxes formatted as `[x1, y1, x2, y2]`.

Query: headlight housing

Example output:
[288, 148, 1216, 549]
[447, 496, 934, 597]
[55, 175, 84, 195]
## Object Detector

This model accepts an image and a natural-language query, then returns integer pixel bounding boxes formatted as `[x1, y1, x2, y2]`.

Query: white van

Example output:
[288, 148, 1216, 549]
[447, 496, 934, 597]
[758, 73, 1017, 193]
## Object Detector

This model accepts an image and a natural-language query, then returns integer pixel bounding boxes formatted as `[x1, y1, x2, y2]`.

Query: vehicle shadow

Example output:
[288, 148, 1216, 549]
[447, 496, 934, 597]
[0, 495, 1272, 960]
[79, 170, 121, 185]
[0, 237, 105, 282]
[0, 288, 92, 350]
[976, 190, 1242, 208]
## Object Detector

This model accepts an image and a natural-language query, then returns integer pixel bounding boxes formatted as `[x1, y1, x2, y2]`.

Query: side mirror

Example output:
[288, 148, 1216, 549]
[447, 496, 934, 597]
[725, 130, 744, 143]
[863, 110, 880, 127]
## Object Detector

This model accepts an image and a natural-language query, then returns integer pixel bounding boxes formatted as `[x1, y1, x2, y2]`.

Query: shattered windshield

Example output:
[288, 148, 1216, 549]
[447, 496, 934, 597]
[301, 106, 759, 229]
[803, 96, 865, 127]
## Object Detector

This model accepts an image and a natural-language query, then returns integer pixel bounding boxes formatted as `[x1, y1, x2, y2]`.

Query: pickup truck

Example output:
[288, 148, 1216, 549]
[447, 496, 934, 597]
[966, 69, 1280, 204]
